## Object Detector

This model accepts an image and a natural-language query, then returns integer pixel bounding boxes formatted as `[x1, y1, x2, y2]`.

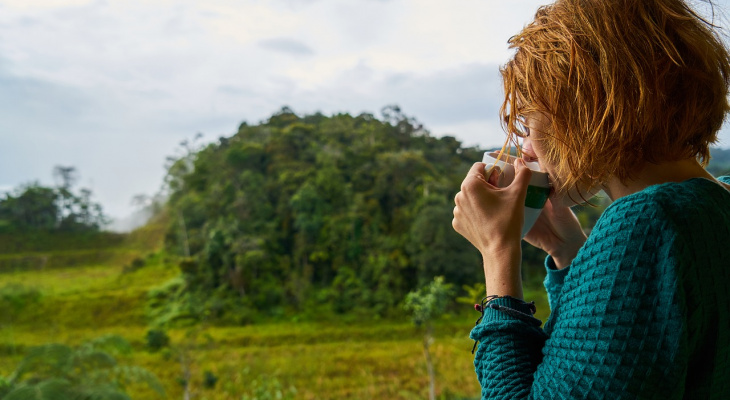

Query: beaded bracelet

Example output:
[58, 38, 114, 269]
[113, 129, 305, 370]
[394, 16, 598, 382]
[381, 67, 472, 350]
[471, 295, 542, 354]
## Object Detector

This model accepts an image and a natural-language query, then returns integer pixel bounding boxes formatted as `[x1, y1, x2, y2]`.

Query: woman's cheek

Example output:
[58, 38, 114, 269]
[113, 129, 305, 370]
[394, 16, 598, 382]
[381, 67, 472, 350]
[551, 184, 601, 207]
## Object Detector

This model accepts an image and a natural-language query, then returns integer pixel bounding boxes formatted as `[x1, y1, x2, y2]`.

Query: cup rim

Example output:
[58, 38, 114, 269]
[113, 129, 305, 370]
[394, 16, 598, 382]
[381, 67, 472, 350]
[483, 151, 550, 188]
[485, 151, 544, 174]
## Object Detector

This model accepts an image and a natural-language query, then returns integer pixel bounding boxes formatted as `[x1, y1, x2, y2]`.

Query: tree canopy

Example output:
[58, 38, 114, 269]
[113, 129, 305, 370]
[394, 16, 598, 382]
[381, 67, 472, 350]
[158, 106, 493, 322]
[0, 167, 108, 233]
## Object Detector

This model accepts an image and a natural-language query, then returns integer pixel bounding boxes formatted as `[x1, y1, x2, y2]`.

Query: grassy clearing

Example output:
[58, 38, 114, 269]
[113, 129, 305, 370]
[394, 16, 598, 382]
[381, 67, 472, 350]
[116, 322, 484, 400]
[0, 225, 550, 399]
[1, 321, 484, 399]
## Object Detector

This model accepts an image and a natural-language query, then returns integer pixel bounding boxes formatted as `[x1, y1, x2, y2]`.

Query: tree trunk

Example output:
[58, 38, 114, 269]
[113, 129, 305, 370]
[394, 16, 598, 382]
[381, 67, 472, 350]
[180, 349, 192, 400]
[179, 211, 190, 257]
[423, 325, 436, 400]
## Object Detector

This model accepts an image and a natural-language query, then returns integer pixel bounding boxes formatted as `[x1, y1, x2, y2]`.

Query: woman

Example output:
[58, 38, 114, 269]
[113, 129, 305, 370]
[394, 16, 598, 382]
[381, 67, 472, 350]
[452, 0, 730, 398]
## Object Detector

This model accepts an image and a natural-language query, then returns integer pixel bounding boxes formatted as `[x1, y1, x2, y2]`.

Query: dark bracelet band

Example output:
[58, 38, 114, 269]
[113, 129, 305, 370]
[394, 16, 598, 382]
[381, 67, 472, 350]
[470, 295, 541, 354]
[474, 295, 537, 314]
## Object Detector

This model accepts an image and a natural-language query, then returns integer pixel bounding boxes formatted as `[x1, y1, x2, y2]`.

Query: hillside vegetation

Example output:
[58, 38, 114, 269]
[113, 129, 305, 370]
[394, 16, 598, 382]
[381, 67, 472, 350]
[708, 146, 730, 176]
[159, 106, 505, 324]
[0, 219, 489, 399]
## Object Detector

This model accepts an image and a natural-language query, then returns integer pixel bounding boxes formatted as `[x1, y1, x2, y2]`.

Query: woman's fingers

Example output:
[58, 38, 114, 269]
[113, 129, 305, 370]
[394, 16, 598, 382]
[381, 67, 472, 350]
[461, 163, 488, 190]
[468, 162, 488, 178]
[486, 164, 501, 186]
[452, 161, 527, 253]
[509, 159, 533, 196]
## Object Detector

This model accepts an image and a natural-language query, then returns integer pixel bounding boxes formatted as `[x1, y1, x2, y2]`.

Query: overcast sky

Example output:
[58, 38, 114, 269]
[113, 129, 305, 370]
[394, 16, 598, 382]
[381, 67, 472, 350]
[1, 0, 729, 229]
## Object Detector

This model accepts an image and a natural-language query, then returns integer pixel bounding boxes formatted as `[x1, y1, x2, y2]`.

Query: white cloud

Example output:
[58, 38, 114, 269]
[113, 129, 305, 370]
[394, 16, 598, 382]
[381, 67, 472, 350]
[198, 2, 303, 45]
[258, 37, 315, 56]
[0, 0, 94, 11]
[1, 0, 729, 223]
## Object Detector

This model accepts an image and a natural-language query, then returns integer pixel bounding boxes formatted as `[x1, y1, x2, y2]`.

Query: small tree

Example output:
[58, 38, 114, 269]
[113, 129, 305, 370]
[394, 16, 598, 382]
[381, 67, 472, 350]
[1, 334, 164, 399]
[403, 276, 453, 400]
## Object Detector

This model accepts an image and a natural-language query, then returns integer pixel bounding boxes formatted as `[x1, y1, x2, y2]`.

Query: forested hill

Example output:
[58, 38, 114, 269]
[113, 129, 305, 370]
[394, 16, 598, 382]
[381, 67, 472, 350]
[160, 106, 490, 321]
[708, 146, 730, 176]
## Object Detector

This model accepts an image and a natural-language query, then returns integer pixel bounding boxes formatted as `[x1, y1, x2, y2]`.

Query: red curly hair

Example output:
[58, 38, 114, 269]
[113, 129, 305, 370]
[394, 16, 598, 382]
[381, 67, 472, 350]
[500, 0, 730, 195]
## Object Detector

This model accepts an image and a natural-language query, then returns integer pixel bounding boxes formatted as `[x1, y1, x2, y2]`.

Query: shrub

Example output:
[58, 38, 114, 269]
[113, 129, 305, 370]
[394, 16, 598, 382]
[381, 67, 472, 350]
[0, 284, 42, 320]
[241, 376, 297, 400]
[203, 370, 218, 389]
[145, 329, 170, 351]
[122, 256, 146, 274]
[1, 335, 164, 399]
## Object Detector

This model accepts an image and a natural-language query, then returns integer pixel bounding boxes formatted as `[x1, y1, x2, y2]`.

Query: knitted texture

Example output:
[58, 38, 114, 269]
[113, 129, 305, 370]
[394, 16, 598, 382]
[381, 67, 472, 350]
[470, 176, 730, 399]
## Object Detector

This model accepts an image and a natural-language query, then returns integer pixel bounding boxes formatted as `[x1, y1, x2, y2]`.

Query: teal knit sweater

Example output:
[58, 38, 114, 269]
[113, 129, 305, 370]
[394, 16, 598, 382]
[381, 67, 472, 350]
[470, 176, 730, 399]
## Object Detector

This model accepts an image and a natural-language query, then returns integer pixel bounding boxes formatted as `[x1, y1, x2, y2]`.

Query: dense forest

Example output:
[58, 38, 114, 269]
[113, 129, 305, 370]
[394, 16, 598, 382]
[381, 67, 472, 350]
[154, 106, 494, 323]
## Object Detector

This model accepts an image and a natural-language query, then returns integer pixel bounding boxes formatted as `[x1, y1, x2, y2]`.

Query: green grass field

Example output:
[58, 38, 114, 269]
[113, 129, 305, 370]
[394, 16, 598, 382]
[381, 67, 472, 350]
[0, 224, 550, 400]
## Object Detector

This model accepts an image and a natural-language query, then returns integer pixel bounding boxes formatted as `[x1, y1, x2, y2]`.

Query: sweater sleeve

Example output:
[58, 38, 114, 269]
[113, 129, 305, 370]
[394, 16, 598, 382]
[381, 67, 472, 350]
[543, 255, 570, 311]
[470, 196, 687, 399]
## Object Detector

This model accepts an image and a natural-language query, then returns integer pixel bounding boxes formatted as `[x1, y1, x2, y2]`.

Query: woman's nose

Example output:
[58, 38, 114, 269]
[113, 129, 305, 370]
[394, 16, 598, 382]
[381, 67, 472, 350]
[522, 139, 538, 162]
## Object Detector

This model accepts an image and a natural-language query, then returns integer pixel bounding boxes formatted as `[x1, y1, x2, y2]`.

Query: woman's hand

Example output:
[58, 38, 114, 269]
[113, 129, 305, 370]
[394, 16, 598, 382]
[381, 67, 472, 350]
[523, 200, 587, 269]
[452, 160, 533, 297]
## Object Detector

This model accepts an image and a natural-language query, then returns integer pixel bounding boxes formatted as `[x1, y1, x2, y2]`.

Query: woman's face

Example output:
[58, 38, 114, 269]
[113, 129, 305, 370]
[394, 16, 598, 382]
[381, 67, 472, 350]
[519, 113, 553, 176]
[520, 113, 600, 206]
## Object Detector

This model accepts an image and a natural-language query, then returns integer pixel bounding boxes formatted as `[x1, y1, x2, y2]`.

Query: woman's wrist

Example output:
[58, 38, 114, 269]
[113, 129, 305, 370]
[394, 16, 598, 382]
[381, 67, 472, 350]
[551, 254, 573, 270]
[481, 244, 523, 298]
[549, 237, 585, 269]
